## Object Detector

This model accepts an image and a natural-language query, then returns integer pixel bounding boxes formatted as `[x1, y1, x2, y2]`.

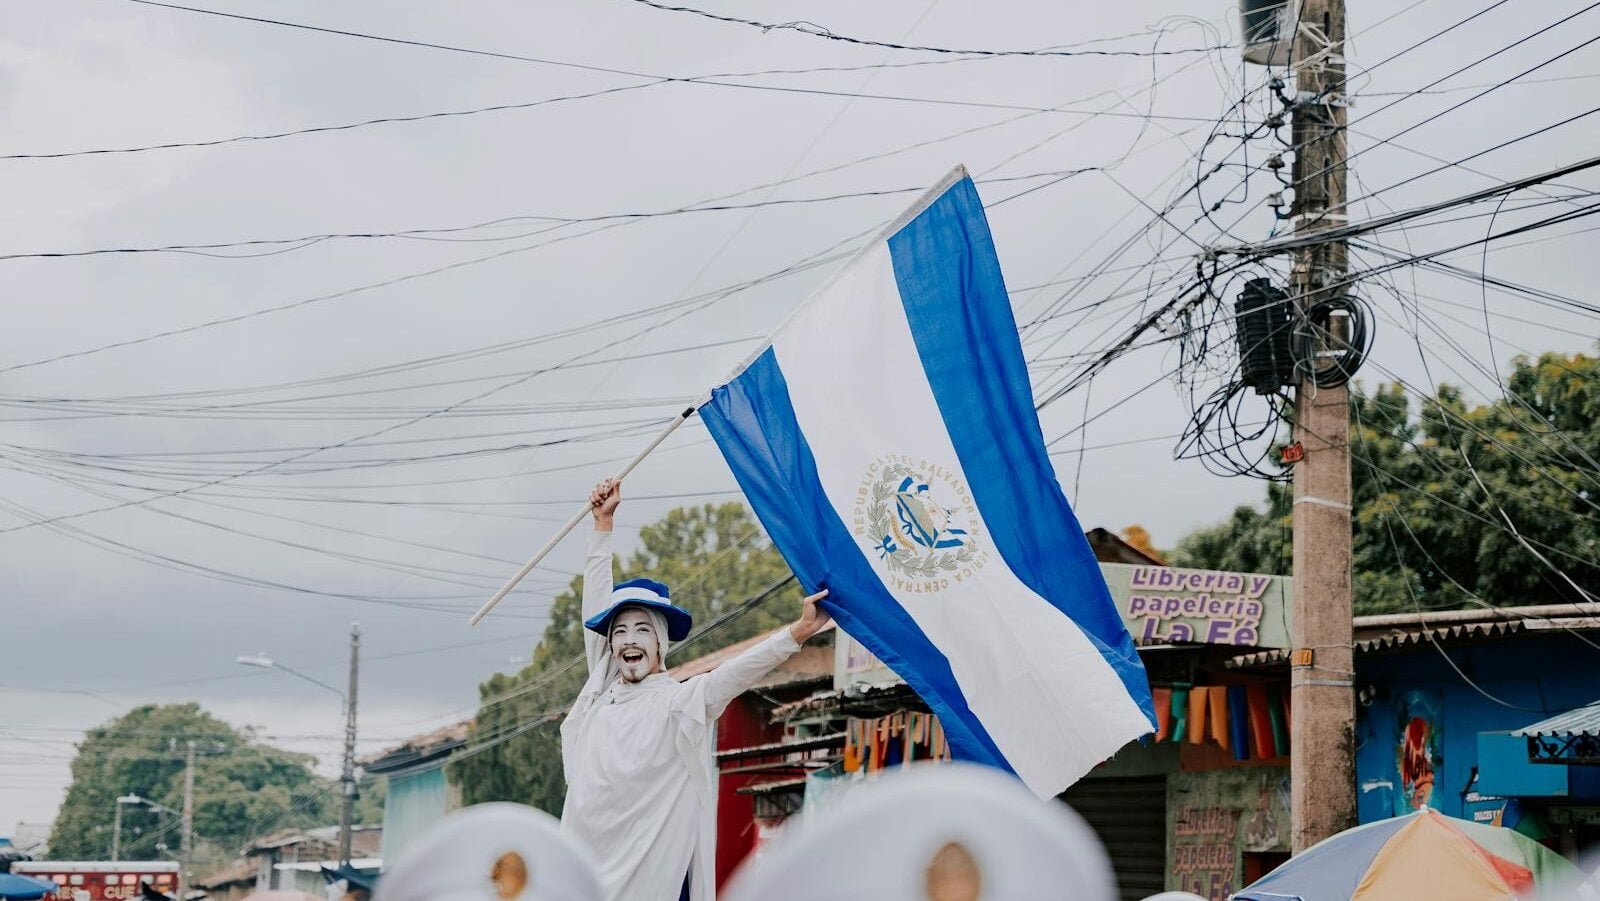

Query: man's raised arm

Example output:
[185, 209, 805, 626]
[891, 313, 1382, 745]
[581, 479, 621, 675]
[693, 589, 832, 720]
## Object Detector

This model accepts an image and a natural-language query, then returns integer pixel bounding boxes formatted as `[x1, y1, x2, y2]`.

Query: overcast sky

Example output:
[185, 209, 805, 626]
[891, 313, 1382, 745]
[4, 0, 1598, 833]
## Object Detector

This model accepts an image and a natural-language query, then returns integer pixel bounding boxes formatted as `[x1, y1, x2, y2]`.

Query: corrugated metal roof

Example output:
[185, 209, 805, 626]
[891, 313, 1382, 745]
[1225, 613, 1600, 670]
[1513, 699, 1600, 737]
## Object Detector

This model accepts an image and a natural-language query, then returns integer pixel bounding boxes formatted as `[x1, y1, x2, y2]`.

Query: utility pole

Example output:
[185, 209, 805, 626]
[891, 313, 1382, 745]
[178, 742, 196, 901]
[337, 622, 361, 867]
[111, 800, 123, 862]
[1288, 0, 1357, 851]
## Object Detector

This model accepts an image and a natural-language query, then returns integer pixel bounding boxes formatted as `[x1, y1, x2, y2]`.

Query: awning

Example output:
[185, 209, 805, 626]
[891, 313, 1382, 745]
[1514, 699, 1600, 765]
[273, 858, 381, 873]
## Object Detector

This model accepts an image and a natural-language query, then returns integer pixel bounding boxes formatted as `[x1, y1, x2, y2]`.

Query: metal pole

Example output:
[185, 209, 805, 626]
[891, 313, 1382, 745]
[178, 742, 195, 901]
[470, 406, 696, 626]
[338, 622, 360, 866]
[1288, 0, 1357, 852]
[111, 801, 123, 862]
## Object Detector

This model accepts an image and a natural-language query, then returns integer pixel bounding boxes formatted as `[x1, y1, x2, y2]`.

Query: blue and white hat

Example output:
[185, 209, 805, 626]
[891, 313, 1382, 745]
[583, 577, 693, 642]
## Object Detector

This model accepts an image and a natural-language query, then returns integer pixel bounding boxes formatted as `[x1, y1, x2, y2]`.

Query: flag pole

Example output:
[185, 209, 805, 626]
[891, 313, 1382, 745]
[470, 166, 972, 628]
[469, 404, 698, 626]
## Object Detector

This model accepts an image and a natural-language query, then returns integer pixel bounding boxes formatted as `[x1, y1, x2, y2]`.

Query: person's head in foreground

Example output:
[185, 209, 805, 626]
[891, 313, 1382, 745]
[722, 762, 1117, 901]
[373, 803, 600, 901]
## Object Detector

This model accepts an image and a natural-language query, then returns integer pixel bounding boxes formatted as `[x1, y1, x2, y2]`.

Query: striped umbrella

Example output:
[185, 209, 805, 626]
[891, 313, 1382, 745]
[1235, 808, 1581, 900]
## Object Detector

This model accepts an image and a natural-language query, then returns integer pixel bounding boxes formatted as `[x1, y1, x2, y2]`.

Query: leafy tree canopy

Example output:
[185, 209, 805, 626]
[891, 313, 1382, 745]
[454, 503, 799, 813]
[1172, 350, 1600, 614]
[47, 703, 382, 866]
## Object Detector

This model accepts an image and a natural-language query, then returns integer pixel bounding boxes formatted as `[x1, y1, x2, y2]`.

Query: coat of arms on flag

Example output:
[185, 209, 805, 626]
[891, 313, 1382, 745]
[698, 165, 1157, 797]
[859, 458, 986, 588]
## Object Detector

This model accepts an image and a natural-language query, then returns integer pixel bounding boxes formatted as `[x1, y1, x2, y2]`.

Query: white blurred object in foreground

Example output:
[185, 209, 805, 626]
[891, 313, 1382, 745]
[723, 762, 1116, 901]
[374, 803, 600, 901]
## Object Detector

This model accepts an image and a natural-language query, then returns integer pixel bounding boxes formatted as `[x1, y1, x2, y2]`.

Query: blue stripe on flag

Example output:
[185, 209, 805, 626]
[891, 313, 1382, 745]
[701, 348, 1013, 772]
[886, 176, 1157, 728]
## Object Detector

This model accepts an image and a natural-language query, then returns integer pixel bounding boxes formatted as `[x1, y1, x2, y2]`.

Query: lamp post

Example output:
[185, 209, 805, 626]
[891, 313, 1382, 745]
[113, 794, 178, 861]
[113, 795, 136, 861]
[237, 623, 360, 866]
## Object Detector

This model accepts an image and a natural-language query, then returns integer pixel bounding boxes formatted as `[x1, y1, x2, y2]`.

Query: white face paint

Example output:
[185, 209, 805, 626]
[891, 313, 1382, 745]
[609, 607, 662, 683]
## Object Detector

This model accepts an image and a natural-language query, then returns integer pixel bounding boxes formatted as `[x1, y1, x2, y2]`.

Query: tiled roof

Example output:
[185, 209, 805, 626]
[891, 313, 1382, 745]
[196, 857, 258, 889]
[668, 622, 835, 685]
[361, 720, 471, 773]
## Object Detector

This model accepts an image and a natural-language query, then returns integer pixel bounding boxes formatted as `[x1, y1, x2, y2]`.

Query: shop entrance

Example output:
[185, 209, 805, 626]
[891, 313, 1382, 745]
[1061, 775, 1168, 901]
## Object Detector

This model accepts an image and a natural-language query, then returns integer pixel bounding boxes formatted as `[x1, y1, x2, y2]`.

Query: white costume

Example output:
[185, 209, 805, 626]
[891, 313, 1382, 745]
[560, 530, 802, 901]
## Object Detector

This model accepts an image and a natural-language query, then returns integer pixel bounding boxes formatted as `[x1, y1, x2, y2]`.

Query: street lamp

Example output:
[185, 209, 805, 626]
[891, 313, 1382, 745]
[113, 795, 137, 861]
[113, 794, 177, 861]
[235, 655, 347, 703]
[235, 623, 360, 867]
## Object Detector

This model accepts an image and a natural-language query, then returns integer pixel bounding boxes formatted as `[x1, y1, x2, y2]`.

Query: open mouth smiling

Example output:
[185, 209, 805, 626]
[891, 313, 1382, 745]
[620, 649, 646, 664]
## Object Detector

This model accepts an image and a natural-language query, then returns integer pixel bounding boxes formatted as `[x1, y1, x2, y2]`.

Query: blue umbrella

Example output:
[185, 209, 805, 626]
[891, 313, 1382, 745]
[0, 873, 54, 901]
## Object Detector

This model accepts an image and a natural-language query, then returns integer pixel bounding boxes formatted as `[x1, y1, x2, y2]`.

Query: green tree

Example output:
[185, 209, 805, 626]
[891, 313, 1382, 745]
[453, 503, 798, 814]
[47, 703, 380, 865]
[1172, 350, 1600, 614]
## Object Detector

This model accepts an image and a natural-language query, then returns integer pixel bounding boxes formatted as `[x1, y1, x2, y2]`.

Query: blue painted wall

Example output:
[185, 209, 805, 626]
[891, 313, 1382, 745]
[382, 766, 452, 863]
[1353, 634, 1600, 824]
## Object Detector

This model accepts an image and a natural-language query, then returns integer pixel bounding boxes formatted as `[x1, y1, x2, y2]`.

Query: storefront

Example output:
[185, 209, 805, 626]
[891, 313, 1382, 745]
[809, 556, 1296, 901]
[1229, 604, 1600, 862]
[1349, 615, 1600, 858]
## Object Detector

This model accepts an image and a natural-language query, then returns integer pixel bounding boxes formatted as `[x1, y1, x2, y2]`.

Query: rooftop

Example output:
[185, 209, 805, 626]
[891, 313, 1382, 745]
[362, 720, 472, 774]
[1514, 698, 1600, 738]
[1226, 603, 1600, 669]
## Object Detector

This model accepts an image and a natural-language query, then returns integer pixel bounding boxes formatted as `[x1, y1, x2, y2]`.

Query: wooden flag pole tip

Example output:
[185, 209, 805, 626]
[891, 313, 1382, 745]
[468, 406, 699, 627]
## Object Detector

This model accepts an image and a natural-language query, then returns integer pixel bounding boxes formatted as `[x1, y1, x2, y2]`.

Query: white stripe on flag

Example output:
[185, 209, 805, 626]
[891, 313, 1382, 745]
[770, 242, 1151, 795]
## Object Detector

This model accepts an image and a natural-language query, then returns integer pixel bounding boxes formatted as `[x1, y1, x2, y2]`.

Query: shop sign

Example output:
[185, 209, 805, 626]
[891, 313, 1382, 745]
[834, 628, 904, 690]
[1104, 563, 1291, 648]
[834, 563, 1290, 689]
[1463, 790, 1520, 828]
[1167, 769, 1290, 900]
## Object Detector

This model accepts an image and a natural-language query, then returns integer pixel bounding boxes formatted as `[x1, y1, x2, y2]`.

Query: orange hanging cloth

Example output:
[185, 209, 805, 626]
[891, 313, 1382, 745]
[1152, 687, 1173, 741]
[1187, 687, 1209, 744]
[1208, 685, 1231, 750]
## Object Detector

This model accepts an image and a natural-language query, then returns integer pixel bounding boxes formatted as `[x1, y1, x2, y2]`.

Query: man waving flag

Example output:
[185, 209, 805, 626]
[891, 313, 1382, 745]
[699, 166, 1156, 797]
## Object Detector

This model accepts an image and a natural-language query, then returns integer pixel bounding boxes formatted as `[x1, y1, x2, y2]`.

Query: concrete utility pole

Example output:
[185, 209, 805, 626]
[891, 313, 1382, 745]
[338, 622, 361, 867]
[178, 742, 196, 901]
[111, 799, 124, 862]
[1288, 0, 1357, 852]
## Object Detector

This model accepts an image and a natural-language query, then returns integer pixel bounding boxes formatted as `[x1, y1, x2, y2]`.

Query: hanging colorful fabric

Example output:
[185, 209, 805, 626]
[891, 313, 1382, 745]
[1227, 685, 1251, 760]
[1187, 687, 1209, 744]
[1208, 686, 1231, 751]
[1169, 687, 1190, 743]
[843, 720, 860, 773]
[1246, 684, 1275, 759]
[1153, 687, 1172, 741]
[1266, 682, 1289, 756]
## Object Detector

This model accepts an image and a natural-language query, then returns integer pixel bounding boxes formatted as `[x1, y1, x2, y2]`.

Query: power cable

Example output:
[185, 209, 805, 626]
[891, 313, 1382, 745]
[0, 169, 1085, 262]
[1, 35, 1212, 378]
[615, 0, 1230, 58]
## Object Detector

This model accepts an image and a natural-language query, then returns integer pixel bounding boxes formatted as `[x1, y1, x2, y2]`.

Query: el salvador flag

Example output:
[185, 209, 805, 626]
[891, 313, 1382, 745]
[699, 167, 1156, 797]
